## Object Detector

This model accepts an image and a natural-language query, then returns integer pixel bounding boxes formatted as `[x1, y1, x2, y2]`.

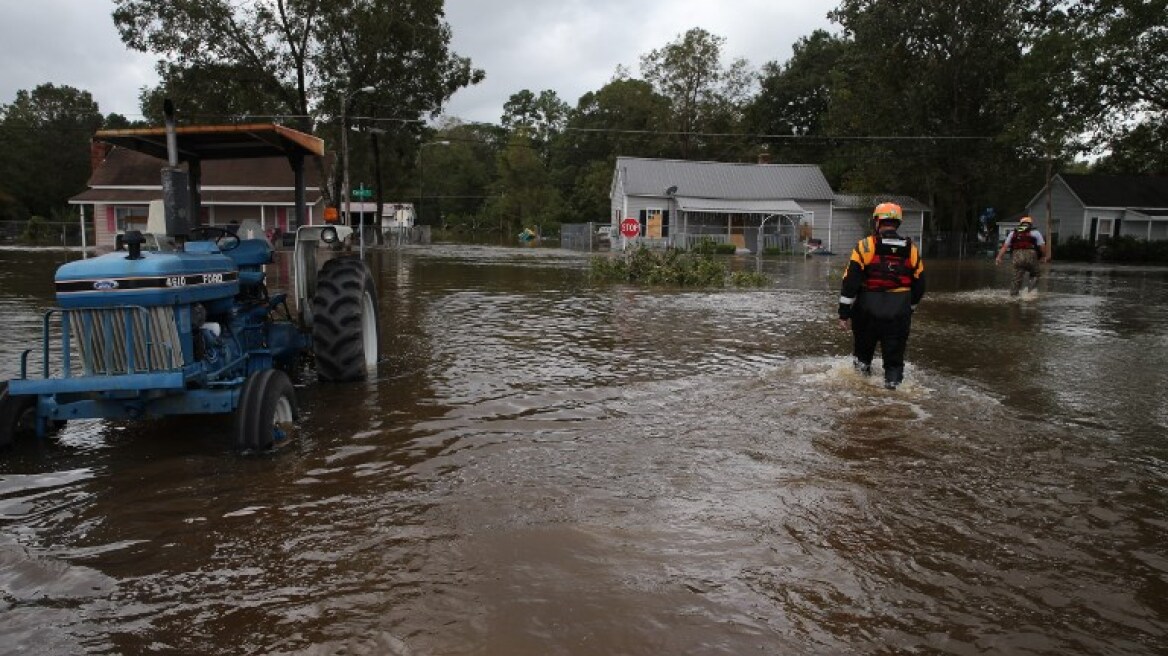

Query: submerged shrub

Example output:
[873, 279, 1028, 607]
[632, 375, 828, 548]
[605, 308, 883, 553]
[729, 270, 770, 287]
[590, 245, 770, 288]
[1058, 236, 1095, 261]
[1061, 235, 1168, 264]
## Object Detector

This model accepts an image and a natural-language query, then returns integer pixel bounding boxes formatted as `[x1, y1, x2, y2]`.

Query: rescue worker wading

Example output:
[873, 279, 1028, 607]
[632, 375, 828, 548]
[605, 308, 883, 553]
[837, 202, 926, 390]
[995, 215, 1048, 295]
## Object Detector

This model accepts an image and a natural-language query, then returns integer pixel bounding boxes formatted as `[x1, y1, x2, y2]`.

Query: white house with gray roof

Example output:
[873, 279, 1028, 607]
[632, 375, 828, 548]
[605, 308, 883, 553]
[609, 156, 930, 254]
[610, 156, 835, 252]
[1020, 173, 1168, 245]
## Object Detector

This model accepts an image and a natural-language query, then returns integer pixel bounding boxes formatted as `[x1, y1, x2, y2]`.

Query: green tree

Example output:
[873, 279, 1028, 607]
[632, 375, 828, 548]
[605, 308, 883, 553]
[0, 84, 105, 219]
[411, 121, 500, 232]
[744, 30, 849, 169]
[1072, 0, 1167, 127]
[113, 0, 483, 208]
[113, 0, 323, 128]
[138, 62, 291, 123]
[639, 27, 754, 158]
[827, 0, 1040, 232]
[562, 78, 672, 163]
[747, 30, 847, 140]
[1092, 119, 1168, 174]
[1072, 0, 1168, 170]
[500, 89, 569, 162]
[553, 78, 672, 222]
[482, 130, 566, 238]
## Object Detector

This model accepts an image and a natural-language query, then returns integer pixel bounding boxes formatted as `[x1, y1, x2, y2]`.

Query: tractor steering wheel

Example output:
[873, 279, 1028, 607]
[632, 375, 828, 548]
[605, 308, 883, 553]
[189, 226, 241, 251]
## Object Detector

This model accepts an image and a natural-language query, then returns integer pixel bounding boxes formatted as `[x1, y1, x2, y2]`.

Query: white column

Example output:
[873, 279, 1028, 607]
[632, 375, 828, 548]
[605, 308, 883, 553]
[79, 204, 88, 258]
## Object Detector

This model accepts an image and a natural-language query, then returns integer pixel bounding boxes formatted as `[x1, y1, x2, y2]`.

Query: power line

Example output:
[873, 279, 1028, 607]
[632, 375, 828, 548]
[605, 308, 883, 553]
[562, 126, 995, 141]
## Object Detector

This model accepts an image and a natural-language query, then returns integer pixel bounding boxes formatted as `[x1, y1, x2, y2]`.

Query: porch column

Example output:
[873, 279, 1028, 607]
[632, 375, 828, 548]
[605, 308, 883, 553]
[79, 204, 88, 259]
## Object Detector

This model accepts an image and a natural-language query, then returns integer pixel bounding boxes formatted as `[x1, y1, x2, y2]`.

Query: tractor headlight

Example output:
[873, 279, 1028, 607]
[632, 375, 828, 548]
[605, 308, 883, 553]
[320, 226, 339, 244]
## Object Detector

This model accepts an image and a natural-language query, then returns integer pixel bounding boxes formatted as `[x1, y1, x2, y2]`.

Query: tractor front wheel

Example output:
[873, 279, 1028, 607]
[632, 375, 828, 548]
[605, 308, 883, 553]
[311, 257, 380, 382]
[234, 370, 298, 452]
[0, 381, 37, 449]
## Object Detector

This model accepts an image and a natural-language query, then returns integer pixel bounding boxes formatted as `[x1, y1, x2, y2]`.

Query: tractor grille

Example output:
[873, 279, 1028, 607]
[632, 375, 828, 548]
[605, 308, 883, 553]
[67, 306, 183, 375]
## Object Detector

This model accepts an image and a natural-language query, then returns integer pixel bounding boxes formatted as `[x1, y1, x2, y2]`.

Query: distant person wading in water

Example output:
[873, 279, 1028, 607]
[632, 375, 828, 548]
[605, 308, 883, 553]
[995, 215, 1049, 295]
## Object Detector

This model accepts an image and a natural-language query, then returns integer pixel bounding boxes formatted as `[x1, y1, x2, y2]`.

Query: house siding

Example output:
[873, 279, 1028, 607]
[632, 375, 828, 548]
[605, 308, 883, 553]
[828, 209, 925, 254]
[1152, 221, 1168, 240]
[827, 209, 870, 253]
[1026, 178, 1081, 242]
[84, 201, 319, 248]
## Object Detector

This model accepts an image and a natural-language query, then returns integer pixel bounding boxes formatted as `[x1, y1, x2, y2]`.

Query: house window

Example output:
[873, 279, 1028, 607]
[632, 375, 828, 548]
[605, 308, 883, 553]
[115, 206, 148, 233]
[639, 208, 670, 238]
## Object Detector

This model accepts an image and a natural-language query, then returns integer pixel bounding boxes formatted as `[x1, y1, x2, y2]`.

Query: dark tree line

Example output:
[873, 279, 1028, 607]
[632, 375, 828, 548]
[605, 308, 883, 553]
[1, 0, 1163, 242]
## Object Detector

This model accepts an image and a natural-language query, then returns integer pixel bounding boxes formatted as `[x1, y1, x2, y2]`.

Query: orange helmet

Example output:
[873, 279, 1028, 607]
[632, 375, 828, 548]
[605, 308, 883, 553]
[872, 202, 903, 229]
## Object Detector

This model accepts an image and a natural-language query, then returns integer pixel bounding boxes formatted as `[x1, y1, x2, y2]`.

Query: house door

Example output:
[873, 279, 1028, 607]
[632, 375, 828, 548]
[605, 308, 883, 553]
[1095, 217, 1114, 244]
[727, 214, 747, 249]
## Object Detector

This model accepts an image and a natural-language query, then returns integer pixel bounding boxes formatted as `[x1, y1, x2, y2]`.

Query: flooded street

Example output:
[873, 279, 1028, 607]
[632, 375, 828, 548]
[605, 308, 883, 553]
[1, 245, 1166, 655]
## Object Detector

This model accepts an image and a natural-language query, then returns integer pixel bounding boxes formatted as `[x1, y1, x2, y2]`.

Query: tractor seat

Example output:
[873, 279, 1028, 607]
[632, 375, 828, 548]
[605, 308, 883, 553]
[224, 239, 274, 268]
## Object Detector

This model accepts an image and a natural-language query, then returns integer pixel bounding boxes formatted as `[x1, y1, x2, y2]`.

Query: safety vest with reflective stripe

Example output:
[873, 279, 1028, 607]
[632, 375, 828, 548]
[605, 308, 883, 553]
[849, 234, 922, 293]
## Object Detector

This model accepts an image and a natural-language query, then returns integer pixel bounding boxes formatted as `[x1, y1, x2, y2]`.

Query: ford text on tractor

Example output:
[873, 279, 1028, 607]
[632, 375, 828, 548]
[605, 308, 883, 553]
[0, 104, 379, 452]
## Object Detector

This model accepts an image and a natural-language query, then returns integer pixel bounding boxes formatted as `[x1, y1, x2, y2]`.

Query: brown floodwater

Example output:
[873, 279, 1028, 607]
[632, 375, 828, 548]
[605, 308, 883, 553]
[0, 244, 1166, 655]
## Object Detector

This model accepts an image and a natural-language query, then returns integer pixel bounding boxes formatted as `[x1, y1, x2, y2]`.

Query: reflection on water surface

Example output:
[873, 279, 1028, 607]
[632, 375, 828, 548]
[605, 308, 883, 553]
[1, 245, 1166, 654]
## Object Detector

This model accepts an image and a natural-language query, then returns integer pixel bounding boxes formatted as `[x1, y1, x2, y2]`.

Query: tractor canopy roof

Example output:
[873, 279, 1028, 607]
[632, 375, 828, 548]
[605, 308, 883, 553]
[94, 123, 324, 162]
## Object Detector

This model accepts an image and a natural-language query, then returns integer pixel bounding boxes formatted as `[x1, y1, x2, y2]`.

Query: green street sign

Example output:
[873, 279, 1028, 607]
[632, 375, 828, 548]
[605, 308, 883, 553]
[352, 185, 373, 200]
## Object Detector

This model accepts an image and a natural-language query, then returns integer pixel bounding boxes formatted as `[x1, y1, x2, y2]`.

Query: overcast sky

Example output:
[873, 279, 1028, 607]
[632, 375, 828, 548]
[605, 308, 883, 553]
[0, 0, 839, 124]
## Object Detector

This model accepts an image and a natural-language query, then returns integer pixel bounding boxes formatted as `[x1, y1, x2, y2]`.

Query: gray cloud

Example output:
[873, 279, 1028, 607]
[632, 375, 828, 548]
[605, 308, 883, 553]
[0, 0, 838, 123]
[0, 0, 156, 117]
[442, 0, 839, 122]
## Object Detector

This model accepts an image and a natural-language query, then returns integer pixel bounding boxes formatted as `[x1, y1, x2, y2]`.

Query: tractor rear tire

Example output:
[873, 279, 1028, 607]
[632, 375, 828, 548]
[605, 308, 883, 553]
[234, 369, 298, 452]
[311, 256, 379, 382]
[0, 381, 37, 448]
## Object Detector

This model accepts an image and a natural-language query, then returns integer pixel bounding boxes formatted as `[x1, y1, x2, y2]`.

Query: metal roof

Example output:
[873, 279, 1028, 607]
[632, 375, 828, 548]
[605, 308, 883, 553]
[833, 193, 931, 212]
[93, 123, 325, 161]
[616, 156, 834, 200]
[1059, 174, 1168, 210]
[675, 197, 806, 214]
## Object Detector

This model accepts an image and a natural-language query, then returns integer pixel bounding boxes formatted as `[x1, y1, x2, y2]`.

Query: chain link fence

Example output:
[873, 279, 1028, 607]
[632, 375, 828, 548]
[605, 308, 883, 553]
[921, 231, 998, 259]
[0, 219, 95, 248]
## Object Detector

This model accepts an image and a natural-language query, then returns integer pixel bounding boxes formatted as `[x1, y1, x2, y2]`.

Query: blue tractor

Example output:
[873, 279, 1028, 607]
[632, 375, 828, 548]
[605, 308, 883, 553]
[0, 106, 379, 452]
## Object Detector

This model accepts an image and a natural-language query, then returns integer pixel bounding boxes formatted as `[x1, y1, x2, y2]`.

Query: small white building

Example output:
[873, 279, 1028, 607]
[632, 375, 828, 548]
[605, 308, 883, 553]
[382, 202, 416, 231]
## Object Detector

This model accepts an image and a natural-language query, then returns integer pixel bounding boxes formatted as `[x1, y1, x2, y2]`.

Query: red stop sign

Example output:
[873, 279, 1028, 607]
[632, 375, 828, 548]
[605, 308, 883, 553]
[619, 217, 641, 238]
